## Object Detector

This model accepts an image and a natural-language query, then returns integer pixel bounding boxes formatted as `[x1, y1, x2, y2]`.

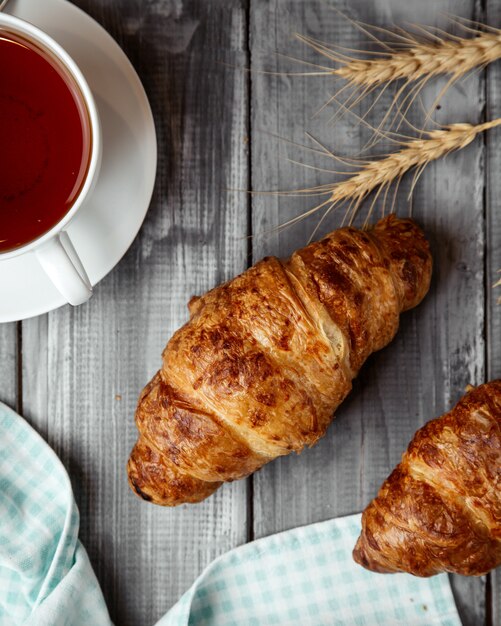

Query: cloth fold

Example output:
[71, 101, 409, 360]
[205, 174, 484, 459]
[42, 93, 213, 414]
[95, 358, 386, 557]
[0, 402, 462, 626]
[157, 514, 462, 626]
[0, 402, 111, 626]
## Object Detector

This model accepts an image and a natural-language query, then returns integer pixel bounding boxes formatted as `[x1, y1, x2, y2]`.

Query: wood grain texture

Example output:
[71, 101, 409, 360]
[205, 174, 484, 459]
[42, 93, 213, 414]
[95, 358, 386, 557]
[21, 1, 250, 624]
[11, 0, 499, 622]
[0, 323, 18, 410]
[249, 1, 488, 624]
[485, 0, 501, 622]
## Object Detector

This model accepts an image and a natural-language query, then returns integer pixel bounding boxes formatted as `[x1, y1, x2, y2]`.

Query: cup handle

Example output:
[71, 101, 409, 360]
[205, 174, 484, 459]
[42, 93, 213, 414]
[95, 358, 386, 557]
[35, 231, 93, 306]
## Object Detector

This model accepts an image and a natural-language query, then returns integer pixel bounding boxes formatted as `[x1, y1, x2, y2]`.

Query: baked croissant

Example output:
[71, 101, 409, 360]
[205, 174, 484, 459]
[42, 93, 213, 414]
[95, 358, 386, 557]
[128, 215, 432, 506]
[353, 381, 501, 576]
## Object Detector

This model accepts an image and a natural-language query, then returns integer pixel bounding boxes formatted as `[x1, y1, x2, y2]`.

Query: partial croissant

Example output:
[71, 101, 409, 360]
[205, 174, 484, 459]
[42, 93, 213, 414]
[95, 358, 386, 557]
[353, 381, 501, 576]
[128, 215, 432, 506]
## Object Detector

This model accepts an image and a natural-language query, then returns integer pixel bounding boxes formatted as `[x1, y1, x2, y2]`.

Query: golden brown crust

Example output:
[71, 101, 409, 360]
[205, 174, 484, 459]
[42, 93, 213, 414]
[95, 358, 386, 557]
[127, 439, 220, 506]
[353, 381, 501, 576]
[135, 371, 267, 482]
[128, 215, 432, 506]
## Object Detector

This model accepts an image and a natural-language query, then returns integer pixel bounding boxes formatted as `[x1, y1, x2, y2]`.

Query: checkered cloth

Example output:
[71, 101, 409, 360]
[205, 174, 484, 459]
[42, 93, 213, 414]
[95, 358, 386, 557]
[0, 402, 111, 625]
[158, 515, 461, 626]
[0, 402, 461, 626]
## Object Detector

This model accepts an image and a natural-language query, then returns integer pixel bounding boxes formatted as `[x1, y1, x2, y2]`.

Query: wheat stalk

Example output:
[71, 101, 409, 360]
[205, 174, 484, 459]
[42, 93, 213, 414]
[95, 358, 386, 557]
[301, 30, 501, 87]
[295, 20, 501, 132]
[278, 118, 501, 230]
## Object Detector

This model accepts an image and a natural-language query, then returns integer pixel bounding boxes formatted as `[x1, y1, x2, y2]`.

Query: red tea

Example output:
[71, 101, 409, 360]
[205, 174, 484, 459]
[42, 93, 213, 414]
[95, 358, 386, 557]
[0, 30, 91, 253]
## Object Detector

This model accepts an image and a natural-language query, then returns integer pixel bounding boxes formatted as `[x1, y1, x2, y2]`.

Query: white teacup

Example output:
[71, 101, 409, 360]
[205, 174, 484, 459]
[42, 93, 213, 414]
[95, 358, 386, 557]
[0, 13, 101, 306]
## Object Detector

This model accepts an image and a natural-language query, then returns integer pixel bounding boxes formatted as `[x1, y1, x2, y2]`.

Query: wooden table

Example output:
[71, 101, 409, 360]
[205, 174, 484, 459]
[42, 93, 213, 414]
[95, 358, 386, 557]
[1, 0, 500, 624]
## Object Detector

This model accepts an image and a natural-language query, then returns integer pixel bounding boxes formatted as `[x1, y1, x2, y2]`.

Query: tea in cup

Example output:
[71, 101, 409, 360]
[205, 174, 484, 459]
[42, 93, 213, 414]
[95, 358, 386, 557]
[0, 14, 101, 305]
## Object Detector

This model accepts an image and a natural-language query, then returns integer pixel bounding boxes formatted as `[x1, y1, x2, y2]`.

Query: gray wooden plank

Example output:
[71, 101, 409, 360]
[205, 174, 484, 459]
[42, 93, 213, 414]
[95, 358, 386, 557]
[249, 1, 486, 624]
[0, 323, 18, 410]
[21, 1, 250, 624]
[493, 576, 501, 626]
[485, 0, 501, 622]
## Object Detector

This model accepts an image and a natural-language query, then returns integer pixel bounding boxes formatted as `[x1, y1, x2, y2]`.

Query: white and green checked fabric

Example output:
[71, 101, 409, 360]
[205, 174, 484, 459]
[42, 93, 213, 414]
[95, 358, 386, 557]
[0, 401, 461, 626]
[0, 402, 111, 626]
[157, 515, 461, 626]
[158, 514, 461, 626]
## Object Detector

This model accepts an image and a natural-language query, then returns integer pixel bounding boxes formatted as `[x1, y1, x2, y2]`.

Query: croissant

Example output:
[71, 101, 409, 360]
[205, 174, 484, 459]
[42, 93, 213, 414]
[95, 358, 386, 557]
[127, 215, 432, 506]
[353, 381, 501, 576]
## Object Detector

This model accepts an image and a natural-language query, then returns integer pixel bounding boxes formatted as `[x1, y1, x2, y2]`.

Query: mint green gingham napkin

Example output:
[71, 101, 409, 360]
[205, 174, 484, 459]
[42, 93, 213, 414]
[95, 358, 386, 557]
[0, 401, 461, 626]
[0, 402, 111, 626]
[157, 515, 461, 626]
[158, 515, 462, 626]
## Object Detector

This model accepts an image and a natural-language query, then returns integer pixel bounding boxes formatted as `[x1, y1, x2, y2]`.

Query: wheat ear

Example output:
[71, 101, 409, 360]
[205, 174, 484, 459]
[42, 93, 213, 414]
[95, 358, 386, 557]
[296, 23, 501, 131]
[298, 30, 501, 87]
[278, 118, 501, 229]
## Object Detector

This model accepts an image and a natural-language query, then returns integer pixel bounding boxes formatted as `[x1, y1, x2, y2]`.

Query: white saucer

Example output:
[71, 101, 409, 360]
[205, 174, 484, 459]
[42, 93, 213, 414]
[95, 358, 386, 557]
[2, 0, 157, 322]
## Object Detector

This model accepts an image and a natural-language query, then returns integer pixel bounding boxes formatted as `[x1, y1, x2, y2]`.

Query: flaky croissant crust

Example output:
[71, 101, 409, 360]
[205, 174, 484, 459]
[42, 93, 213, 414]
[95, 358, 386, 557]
[354, 381, 501, 577]
[128, 215, 432, 506]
